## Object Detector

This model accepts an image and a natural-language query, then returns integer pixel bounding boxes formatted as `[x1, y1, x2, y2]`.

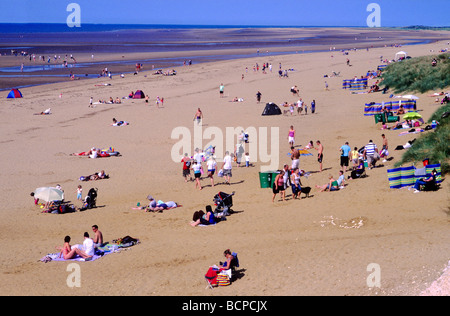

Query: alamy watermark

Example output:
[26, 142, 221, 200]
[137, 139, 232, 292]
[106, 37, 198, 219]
[366, 263, 381, 288]
[171, 122, 280, 172]
[66, 3, 81, 28]
[66, 263, 81, 288]
[367, 3, 381, 27]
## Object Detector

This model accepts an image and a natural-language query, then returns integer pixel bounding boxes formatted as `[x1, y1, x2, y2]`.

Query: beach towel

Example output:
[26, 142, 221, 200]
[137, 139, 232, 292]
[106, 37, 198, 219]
[387, 163, 442, 189]
[398, 128, 424, 136]
[39, 240, 139, 263]
[40, 244, 119, 263]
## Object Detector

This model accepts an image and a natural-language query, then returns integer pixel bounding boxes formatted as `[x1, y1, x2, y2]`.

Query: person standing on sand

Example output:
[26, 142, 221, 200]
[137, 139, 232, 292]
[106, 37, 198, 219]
[339, 141, 351, 174]
[193, 108, 203, 125]
[315, 140, 324, 172]
[192, 161, 202, 190]
[221, 151, 233, 185]
[381, 134, 389, 163]
[256, 91, 262, 103]
[219, 83, 224, 98]
[181, 153, 192, 182]
[288, 125, 295, 147]
[311, 100, 316, 114]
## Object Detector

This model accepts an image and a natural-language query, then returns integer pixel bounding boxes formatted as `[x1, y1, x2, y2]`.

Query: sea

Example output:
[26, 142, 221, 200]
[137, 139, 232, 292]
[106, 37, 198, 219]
[0, 23, 436, 91]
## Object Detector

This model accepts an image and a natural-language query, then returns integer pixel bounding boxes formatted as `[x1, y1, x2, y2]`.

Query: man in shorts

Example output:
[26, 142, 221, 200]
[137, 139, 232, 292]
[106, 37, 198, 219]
[339, 141, 351, 173]
[181, 153, 192, 182]
[221, 151, 233, 185]
[363, 140, 379, 169]
[315, 140, 324, 172]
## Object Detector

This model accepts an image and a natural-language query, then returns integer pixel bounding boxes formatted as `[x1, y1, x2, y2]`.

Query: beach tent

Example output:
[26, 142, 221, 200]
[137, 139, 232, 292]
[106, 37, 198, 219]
[7, 88, 23, 98]
[132, 90, 145, 99]
[395, 51, 408, 61]
[261, 102, 282, 116]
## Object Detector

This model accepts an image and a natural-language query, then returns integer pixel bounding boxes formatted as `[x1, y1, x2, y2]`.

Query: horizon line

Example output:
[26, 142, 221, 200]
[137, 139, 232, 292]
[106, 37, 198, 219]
[1, 22, 449, 29]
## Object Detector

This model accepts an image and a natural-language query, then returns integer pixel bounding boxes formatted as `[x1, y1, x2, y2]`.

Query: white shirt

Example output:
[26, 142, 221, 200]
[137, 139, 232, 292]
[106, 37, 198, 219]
[83, 238, 95, 256]
[192, 163, 201, 174]
[207, 159, 216, 170]
[223, 155, 232, 169]
[193, 153, 202, 164]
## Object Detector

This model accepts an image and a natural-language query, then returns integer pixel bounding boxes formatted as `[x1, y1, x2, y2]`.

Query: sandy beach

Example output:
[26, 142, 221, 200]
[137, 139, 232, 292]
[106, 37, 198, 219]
[0, 29, 449, 296]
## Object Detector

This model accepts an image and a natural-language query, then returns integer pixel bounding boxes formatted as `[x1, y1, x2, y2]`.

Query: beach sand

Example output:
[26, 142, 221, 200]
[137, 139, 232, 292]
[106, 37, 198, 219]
[0, 33, 449, 296]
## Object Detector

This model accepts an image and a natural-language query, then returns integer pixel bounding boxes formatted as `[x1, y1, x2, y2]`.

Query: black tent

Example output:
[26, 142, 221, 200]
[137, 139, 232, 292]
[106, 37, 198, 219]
[261, 102, 282, 116]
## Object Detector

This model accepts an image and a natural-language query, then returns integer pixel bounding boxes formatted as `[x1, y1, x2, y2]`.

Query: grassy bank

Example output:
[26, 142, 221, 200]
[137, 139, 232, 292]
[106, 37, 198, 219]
[383, 53, 450, 174]
[395, 103, 450, 174]
[381, 53, 450, 93]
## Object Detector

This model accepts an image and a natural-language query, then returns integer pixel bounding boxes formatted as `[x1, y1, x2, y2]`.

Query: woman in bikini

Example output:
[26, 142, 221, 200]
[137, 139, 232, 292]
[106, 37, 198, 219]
[58, 236, 92, 260]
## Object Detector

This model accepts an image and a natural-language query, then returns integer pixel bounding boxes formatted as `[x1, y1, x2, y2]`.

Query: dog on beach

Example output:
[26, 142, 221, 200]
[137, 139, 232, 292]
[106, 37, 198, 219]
[300, 186, 311, 198]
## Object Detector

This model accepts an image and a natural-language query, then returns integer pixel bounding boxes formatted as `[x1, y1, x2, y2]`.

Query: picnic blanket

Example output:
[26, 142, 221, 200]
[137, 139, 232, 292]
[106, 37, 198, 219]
[387, 163, 442, 189]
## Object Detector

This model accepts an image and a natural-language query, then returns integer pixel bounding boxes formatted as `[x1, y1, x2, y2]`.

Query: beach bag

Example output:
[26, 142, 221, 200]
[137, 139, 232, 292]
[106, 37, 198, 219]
[218, 169, 224, 177]
[216, 273, 230, 286]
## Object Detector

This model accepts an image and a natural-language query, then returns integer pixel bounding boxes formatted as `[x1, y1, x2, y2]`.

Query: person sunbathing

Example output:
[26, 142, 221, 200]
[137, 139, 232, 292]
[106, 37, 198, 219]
[396, 106, 405, 115]
[111, 118, 129, 126]
[219, 249, 236, 271]
[35, 108, 51, 115]
[413, 169, 437, 193]
[190, 206, 222, 226]
[315, 174, 339, 192]
[57, 236, 92, 260]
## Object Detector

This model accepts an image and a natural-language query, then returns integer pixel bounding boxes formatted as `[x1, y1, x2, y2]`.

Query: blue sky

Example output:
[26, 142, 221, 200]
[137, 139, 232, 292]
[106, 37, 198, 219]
[0, 0, 448, 27]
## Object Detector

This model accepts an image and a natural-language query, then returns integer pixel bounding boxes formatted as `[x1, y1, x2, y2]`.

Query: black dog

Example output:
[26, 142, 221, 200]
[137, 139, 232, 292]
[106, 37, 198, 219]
[300, 186, 311, 198]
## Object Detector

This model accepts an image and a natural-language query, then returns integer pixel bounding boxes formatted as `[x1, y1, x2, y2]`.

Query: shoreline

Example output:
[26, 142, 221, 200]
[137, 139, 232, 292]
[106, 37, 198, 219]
[1, 27, 448, 91]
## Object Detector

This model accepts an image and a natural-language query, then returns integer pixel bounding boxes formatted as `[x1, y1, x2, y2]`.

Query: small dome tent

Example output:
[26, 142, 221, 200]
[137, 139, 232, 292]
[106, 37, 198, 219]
[261, 102, 282, 116]
[133, 90, 146, 99]
[7, 88, 23, 98]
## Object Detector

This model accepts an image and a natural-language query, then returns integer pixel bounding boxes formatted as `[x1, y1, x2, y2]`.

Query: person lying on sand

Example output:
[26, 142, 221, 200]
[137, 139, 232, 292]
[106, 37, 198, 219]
[190, 205, 223, 227]
[146, 195, 179, 212]
[34, 108, 51, 115]
[111, 118, 129, 126]
[80, 170, 108, 181]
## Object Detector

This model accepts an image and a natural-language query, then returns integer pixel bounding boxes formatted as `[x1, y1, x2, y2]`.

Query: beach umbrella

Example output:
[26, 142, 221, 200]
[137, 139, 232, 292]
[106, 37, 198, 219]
[34, 187, 64, 202]
[403, 112, 422, 120]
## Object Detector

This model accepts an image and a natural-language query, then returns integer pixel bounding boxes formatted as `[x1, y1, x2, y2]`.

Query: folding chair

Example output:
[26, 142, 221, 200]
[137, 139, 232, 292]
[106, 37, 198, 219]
[205, 267, 218, 289]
